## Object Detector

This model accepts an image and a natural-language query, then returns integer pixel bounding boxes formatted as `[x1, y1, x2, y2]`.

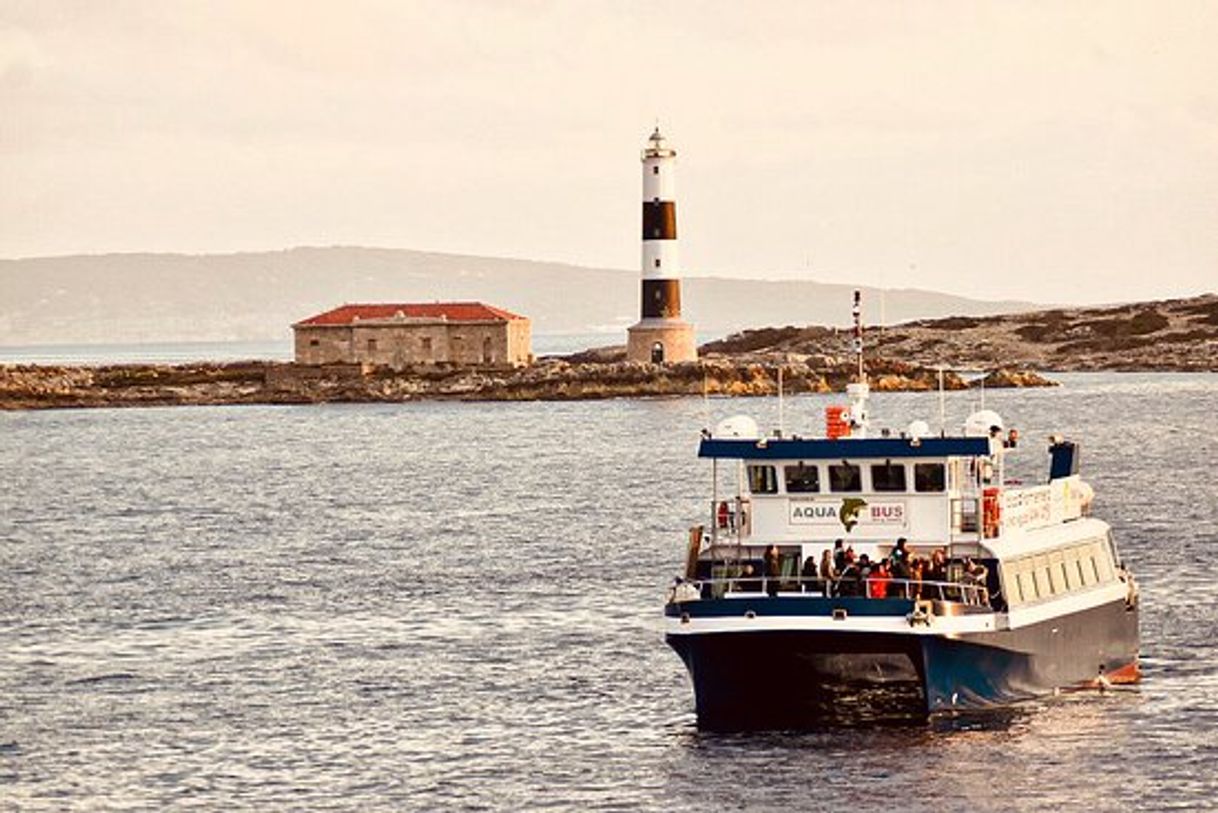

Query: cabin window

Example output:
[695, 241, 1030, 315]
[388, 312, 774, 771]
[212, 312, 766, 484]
[1032, 555, 1051, 596]
[1094, 540, 1114, 582]
[914, 463, 946, 492]
[784, 463, 820, 493]
[1078, 553, 1096, 587]
[1045, 564, 1060, 595]
[828, 463, 862, 492]
[871, 463, 907, 492]
[1015, 569, 1033, 603]
[1048, 551, 1066, 594]
[1029, 555, 1047, 597]
[747, 465, 778, 494]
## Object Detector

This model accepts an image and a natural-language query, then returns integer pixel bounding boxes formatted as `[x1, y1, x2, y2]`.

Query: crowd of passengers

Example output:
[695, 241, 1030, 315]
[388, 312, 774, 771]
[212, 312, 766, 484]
[751, 538, 989, 601]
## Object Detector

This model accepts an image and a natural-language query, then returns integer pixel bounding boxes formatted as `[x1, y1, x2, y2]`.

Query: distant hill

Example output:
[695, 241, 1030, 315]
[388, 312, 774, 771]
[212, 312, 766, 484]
[702, 294, 1218, 371]
[0, 246, 1040, 346]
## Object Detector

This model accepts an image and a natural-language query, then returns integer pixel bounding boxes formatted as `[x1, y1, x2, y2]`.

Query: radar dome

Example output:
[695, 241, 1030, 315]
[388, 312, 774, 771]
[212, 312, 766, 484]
[714, 415, 760, 440]
[964, 409, 1004, 437]
[906, 420, 931, 440]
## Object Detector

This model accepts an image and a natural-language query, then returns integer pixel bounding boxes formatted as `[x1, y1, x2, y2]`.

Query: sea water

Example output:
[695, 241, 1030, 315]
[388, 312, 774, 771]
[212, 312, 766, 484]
[1, 373, 1216, 810]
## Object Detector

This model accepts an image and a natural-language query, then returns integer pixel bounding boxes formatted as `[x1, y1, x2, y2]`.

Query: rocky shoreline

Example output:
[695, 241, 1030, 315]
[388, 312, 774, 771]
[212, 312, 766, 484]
[0, 358, 1055, 411]
[703, 293, 1218, 372]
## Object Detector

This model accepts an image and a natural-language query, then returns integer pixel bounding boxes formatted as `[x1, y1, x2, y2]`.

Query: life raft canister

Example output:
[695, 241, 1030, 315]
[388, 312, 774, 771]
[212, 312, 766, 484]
[825, 405, 850, 439]
[982, 487, 1002, 538]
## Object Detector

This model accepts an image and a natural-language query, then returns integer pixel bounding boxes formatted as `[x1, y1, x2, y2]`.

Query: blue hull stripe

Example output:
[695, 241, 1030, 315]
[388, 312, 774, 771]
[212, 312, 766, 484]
[698, 436, 990, 460]
[666, 596, 916, 618]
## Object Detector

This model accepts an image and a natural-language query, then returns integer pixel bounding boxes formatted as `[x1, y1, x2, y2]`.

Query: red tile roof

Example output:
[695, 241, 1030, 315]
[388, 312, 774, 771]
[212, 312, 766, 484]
[295, 302, 526, 327]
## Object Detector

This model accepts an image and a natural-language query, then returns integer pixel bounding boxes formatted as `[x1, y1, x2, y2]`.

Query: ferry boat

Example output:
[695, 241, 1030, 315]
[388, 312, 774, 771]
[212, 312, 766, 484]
[664, 294, 1140, 729]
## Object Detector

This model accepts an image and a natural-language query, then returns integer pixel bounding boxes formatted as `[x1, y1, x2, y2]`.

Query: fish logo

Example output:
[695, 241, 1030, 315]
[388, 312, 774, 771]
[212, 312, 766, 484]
[839, 497, 868, 532]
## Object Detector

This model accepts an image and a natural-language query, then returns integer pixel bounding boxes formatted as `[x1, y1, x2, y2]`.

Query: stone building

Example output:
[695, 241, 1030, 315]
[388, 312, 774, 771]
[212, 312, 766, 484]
[293, 302, 531, 368]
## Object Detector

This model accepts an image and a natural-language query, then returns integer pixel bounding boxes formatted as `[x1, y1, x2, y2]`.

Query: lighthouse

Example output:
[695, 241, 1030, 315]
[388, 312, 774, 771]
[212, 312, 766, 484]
[626, 127, 697, 364]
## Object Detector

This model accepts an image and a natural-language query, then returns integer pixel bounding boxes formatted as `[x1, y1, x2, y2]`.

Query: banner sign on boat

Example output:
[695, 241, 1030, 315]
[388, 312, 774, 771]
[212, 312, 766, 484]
[789, 498, 907, 533]
[1001, 475, 1089, 534]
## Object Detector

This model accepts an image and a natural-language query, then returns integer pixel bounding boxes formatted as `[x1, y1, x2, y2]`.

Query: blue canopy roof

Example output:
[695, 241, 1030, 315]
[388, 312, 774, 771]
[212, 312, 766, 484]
[698, 436, 991, 460]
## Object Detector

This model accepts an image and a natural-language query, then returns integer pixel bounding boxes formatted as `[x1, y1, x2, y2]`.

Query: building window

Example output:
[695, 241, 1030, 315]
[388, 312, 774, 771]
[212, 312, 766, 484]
[309, 339, 319, 347]
[652, 166, 659, 175]
[482, 337, 493, 364]
[422, 337, 432, 354]
[914, 463, 946, 492]
[871, 463, 906, 492]
[367, 338, 377, 352]
[747, 465, 778, 494]
[784, 463, 819, 493]
[654, 258, 661, 268]
[828, 463, 862, 492]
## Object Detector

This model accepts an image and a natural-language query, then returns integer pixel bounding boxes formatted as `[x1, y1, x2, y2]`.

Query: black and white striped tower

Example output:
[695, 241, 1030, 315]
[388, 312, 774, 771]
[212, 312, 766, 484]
[627, 126, 697, 364]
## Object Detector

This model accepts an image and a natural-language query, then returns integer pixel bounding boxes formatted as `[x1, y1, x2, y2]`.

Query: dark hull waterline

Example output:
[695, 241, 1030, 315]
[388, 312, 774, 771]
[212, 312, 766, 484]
[666, 597, 1139, 731]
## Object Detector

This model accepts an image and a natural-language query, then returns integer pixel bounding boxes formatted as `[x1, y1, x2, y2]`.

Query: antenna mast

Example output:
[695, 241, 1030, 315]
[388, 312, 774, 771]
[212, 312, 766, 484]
[852, 290, 865, 383]
[846, 290, 871, 437]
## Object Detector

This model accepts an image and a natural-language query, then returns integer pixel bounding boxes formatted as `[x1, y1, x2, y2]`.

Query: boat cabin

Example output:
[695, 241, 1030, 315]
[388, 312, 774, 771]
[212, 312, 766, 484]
[686, 410, 1115, 613]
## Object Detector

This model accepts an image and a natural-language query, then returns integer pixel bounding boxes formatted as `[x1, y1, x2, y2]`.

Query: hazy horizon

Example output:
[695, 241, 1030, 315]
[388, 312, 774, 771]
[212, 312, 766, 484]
[3, 2, 1215, 305]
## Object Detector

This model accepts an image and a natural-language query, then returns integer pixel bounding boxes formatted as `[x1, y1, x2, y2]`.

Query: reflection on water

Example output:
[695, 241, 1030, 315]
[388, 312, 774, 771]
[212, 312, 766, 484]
[0, 373, 1215, 810]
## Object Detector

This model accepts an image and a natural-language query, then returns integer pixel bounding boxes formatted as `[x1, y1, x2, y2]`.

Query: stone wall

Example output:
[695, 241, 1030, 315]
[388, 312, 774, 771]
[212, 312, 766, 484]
[626, 320, 697, 364]
[295, 326, 351, 365]
[294, 318, 531, 368]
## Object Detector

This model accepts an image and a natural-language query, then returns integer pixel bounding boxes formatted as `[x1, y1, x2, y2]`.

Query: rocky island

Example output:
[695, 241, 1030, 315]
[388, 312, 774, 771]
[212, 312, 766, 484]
[703, 293, 1218, 372]
[2, 294, 1213, 411]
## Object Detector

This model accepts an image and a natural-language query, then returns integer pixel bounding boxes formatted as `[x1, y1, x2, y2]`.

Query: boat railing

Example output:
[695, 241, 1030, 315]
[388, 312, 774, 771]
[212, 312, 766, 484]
[708, 498, 751, 543]
[677, 575, 990, 607]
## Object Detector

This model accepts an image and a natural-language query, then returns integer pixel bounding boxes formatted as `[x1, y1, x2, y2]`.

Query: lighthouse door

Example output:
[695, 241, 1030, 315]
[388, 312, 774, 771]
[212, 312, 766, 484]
[651, 342, 665, 363]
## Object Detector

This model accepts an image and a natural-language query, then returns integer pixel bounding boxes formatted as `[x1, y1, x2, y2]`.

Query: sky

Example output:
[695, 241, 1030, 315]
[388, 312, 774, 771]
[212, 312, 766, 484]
[1, 1, 1215, 303]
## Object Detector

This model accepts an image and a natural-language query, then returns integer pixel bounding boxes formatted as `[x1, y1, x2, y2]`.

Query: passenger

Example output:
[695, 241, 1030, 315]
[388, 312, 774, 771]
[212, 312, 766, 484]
[908, 557, 926, 600]
[801, 554, 819, 593]
[763, 544, 781, 598]
[738, 563, 760, 592]
[926, 548, 948, 598]
[844, 545, 857, 566]
[819, 549, 837, 596]
[868, 559, 892, 599]
[855, 554, 873, 597]
[963, 557, 989, 603]
[838, 557, 861, 597]
[833, 539, 847, 572]
[890, 537, 911, 580]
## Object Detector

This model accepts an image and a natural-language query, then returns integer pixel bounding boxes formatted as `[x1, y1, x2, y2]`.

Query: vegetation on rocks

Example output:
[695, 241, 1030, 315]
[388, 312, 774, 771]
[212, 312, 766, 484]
[705, 294, 1217, 372]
